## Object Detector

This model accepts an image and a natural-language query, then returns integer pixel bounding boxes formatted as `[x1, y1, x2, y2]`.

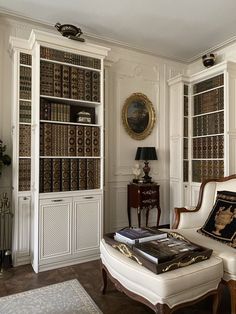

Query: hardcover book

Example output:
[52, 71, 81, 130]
[52, 158, 61, 192]
[84, 126, 92, 156]
[70, 159, 79, 191]
[43, 158, 52, 192]
[53, 63, 62, 97]
[78, 159, 87, 190]
[84, 70, 92, 101]
[70, 67, 79, 99]
[78, 68, 85, 100]
[19, 125, 31, 157]
[75, 125, 84, 156]
[86, 159, 94, 189]
[114, 228, 167, 245]
[68, 125, 76, 156]
[91, 127, 100, 156]
[62, 65, 70, 98]
[91, 71, 100, 102]
[61, 158, 70, 191]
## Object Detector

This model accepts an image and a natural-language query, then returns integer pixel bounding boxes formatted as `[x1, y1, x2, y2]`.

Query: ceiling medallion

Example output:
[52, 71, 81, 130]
[55, 23, 85, 42]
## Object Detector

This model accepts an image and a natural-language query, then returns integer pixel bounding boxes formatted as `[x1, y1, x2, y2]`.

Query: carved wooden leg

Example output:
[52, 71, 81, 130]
[212, 290, 219, 314]
[155, 303, 171, 314]
[101, 265, 107, 295]
[227, 280, 236, 314]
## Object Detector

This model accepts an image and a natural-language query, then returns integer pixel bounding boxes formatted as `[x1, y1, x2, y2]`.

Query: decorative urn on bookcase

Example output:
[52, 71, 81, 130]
[10, 30, 110, 273]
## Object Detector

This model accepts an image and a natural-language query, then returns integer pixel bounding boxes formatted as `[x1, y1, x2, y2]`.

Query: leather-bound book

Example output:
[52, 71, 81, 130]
[62, 65, 70, 98]
[43, 158, 52, 192]
[62, 125, 68, 156]
[70, 159, 79, 191]
[86, 159, 94, 189]
[75, 125, 84, 156]
[18, 159, 31, 191]
[68, 125, 76, 156]
[70, 67, 78, 99]
[39, 159, 44, 193]
[43, 123, 52, 156]
[20, 100, 31, 123]
[40, 98, 51, 120]
[52, 158, 61, 192]
[84, 126, 92, 156]
[91, 71, 100, 102]
[61, 158, 70, 191]
[40, 124, 44, 156]
[84, 70, 92, 101]
[53, 63, 62, 97]
[94, 159, 100, 189]
[91, 126, 100, 156]
[78, 68, 85, 100]
[78, 159, 87, 190]
[40, 61, 54, 96]
[19, 125, 31, 157]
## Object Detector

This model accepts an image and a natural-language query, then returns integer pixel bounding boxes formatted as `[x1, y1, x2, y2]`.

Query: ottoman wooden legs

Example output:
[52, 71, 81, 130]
[101, 262, 220, 314]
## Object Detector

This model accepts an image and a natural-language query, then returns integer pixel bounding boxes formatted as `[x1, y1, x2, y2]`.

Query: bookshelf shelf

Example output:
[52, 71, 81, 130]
[40, 57, 101, 73]
[11, 29, 109, 273]
[192, 85, 224, 96]
[40, 120, 101, 127]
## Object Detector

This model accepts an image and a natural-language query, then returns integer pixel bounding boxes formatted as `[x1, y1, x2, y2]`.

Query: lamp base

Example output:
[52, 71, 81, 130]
[143, 161, 152, 183]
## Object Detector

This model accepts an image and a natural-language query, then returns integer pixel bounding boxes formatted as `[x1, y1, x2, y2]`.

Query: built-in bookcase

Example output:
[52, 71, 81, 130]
[192, 74, 224, 182]
[169, 61, 236, 214]
[10, 30, 110, 272]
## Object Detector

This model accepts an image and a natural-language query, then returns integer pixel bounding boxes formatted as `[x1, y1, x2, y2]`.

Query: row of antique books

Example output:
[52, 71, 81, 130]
[20, 52, 32, 66]
[40, 100, 70, 122]
[19, 159, 31, 191]
[20, 101, 31, 123]
[20, 66, 31, 100]
[193, 74, 223, 94]
[193, 111, 224, 137]
[40, 61, 100, 102]
[40, 123, 100, 157]
[192, 160, 224, 183]
[192, 135, 224, 159]
[39, 158, 100, 193]
[40, 47, 101, 69]
[193, 87, 224, 115]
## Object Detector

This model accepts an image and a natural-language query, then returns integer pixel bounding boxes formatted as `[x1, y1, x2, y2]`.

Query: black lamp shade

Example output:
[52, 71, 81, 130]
[135, 147, 158, 161]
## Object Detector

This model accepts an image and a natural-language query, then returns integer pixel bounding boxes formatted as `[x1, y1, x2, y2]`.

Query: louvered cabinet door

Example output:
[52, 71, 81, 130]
[73, 194, 102, 259]
[39, 197, 72, 265]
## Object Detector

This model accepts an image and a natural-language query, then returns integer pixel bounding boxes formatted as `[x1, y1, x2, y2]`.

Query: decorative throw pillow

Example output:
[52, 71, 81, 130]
[198, 190, 236, 248]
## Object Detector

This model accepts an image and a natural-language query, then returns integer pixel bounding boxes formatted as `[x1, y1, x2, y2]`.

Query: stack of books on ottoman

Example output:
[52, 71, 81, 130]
[103, 227, 212, 274]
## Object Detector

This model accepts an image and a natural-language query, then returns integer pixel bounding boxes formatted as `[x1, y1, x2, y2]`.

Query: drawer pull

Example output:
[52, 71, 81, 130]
[51, 199, 63, 202]
[23, 197, 28, 201]
[84, 196, 94, 199]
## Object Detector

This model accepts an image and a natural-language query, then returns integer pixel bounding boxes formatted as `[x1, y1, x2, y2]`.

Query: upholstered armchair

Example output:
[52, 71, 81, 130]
[172, 175, 236, 314]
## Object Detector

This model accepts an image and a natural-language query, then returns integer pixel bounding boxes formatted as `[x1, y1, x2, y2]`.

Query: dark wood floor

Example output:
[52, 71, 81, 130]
[0, 260, 231, 314]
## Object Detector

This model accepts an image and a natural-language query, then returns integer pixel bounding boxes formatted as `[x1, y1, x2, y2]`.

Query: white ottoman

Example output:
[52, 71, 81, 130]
[100, 239, 223, 314]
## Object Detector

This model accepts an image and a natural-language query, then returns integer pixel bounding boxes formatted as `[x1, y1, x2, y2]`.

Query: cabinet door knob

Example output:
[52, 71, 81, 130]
[23, 197, 28, 200]
[84, 196, 94, 199]
[51, 199, 63, 202]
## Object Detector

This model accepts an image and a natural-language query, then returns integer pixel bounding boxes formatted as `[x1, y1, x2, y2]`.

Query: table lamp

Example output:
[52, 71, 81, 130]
[135, 147, 158, 183]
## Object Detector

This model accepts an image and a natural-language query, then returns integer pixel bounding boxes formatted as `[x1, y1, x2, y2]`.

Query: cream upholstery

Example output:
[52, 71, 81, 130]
[173, 176, 236, 314]
[178, 179, 236, 229]
[100, 239, 223, 309]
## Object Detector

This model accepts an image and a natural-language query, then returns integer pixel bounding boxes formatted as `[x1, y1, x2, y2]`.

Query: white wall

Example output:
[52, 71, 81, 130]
[0, 14, 187, 232]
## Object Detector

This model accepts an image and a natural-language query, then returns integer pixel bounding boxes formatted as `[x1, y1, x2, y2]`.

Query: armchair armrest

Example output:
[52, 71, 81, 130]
[172, 207, 199, 229]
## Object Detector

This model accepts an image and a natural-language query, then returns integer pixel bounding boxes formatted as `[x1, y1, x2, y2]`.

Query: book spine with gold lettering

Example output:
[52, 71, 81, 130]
[84, 70, 92, 101]
[43, 158, 52, 192]
[70, 159, 79, 191]
[78, 159, 87, 190]
[91, 126, 100, 156]
[70, 67, 78, 99]
[84, 126, 92, 156]
[52, 158, 61, 192]
[62, 65, 70, 98]
[91, 71, 100, 102]
[68, 125, 76, 156]
[40, 61, 54, 96]
[53, 63, 62, 97]
[61, 158, 70, 191]
[76, 125, 84, 156]
[78, 68, 85, 100]
[43, 123, 52, 156]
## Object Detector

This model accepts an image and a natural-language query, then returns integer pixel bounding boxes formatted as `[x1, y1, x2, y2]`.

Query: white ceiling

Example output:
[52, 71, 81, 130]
[1, 0, 236, 62]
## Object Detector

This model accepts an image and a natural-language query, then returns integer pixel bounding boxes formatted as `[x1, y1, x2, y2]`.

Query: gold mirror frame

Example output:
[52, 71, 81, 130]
[122, 93, 156, 140]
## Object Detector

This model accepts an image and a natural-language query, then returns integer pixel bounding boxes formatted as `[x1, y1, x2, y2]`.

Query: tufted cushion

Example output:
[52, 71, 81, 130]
[100, 239, 223, 308]
[198, 191, 236, 248]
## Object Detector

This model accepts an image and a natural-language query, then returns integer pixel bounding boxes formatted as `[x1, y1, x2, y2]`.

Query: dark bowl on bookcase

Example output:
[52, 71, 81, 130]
[202, 53, 216, 68]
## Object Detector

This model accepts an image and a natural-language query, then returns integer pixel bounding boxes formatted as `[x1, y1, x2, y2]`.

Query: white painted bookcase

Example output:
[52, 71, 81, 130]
[168, 61, 236, 223]
[10, 30, 109, 272]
